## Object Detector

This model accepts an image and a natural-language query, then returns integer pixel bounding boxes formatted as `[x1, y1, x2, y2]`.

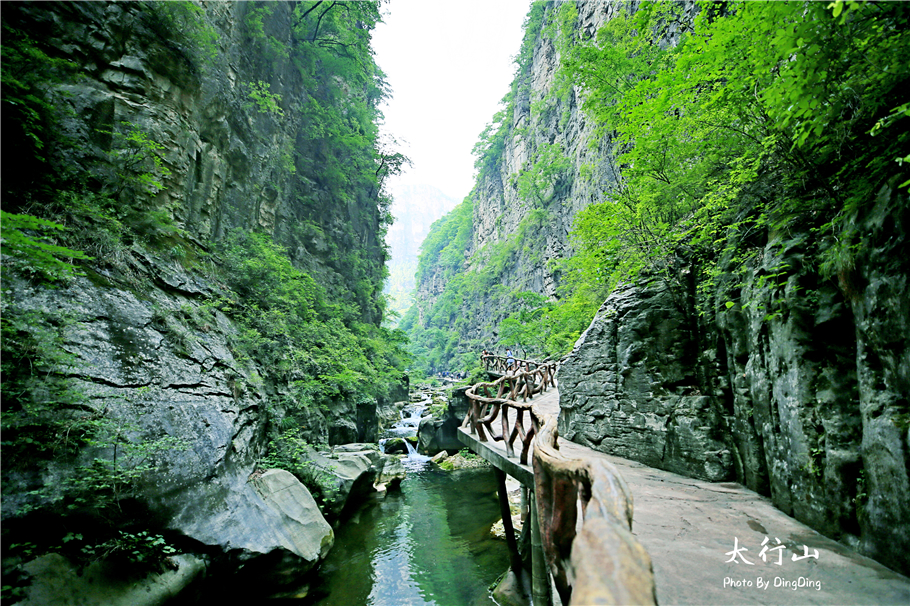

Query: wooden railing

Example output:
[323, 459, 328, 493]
[480, 353, 551, 374]
[462, 363, 557, 464]
[534, 415, 657, 606]
[462, 356, 657, 606]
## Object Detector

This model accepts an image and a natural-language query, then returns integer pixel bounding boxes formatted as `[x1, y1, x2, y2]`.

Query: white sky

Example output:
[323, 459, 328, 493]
[372, 0, 531, 202]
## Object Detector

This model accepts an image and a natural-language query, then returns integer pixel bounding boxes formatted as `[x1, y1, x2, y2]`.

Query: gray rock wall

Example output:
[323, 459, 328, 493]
[412, 1, 622, 345]
[559, 281, 734, 482]
[559, 181, 910, 575]
[2, 0, 393, 585]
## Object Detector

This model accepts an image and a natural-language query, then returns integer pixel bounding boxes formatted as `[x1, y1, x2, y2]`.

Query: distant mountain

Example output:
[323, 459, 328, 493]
[384, 184, 459, 323]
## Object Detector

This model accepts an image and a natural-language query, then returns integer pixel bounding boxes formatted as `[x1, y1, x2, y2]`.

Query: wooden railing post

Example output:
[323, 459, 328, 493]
[495, 468, 523, 581]
[530, 490, 553, 606]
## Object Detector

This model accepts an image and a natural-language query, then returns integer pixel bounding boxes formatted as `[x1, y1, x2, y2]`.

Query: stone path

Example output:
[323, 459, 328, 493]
[462, 385, 910, 605]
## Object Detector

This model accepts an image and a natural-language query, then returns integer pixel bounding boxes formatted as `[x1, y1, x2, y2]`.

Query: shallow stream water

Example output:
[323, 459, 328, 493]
[305, 457, 509, 606]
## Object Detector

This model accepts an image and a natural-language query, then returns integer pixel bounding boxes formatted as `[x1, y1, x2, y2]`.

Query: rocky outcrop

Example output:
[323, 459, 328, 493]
[417, 386, 471, 455]
[560, 181, 910, 575]
[305, 444, 406, 519]
[20, 553, 205, 606]
[559, 281, 734, 482]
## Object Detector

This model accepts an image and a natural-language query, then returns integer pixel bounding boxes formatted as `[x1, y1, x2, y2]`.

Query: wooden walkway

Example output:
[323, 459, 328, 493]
[459, 381, 910, 605]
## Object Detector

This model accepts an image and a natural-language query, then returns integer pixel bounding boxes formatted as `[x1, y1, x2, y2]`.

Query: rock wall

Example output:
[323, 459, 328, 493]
[10, 1, 387, 324]
[559, 280, 734, 483]
[410, 1, 622, 349]
[2, 0, 396, 591]
[559, 179, 910, 574]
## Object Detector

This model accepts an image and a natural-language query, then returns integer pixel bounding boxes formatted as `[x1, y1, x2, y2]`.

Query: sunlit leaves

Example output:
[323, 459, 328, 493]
[558, 0, 909, 316]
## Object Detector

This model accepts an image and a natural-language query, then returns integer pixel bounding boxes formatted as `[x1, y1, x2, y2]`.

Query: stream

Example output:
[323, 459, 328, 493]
[306, 399, 509, 606]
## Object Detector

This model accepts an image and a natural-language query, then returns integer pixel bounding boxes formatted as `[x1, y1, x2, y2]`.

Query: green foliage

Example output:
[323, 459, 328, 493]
[0, 212, 91, 281]
[2, 0, 411, 585]
[459, 448, 479, 461]
[559, 0, 910, 315]
[99, 121, 173, 196]
[144, 0, 219, 67]
[415, 199, 473, 284]
[404, 204, 568, 371]
[237, 1, 408, 323]
[244, 80, 285, 117]
[79, 530, 179, 566]
[513, 142, 572, 208]
[216, 229, 409, 418]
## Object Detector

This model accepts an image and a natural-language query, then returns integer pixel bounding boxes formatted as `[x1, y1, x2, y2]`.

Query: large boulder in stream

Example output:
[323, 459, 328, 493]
[169, 469, 334, 586]
[416, 386, 471, 455]
[249, 470, 334, 565]
[304, 444, 406, 519]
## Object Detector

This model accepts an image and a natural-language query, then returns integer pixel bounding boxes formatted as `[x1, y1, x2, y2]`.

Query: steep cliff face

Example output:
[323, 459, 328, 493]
[404, 1, 622, 368]
[560, 180, 910, 573]
[385, 184, 458, 320]
[6, 1, 388, 324]
[407, 0, 909, 577]
[1, 0, 400, 590]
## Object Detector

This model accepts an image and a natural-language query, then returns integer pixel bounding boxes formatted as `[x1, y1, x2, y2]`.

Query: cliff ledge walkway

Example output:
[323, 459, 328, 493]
[457, 355, 910, 606]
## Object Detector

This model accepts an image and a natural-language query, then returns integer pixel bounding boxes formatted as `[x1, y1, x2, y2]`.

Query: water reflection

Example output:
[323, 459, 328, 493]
[308, 460, 508, 606]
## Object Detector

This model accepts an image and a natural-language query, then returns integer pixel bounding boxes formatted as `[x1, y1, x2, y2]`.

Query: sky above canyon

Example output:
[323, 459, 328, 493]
[372, 0, 530, 202]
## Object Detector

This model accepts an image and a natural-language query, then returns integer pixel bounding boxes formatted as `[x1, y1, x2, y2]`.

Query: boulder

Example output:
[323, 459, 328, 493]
[381, 437, 417, 455]
[416, 386, 471, 455]
[375, 455, 406, 489]
[249, 470, 334, 569]
[303, 450, 377, 519]
[19, 553, 205, 606]
[327, 444, 404, 489]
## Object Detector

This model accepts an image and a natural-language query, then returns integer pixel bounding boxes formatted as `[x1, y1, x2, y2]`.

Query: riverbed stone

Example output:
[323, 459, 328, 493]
[375, 455, 406, 489]
[250, 470, 334, 563]
[20, 553, 205, 606]
[303, 450, 378, 519]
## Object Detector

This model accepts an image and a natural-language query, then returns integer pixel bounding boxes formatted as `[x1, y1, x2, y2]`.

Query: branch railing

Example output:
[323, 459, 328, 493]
[462, 362, 557, 465]
[480, 353, 550, 375]
[533, 415, 657, 606]
[462, 356, 657, 605]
